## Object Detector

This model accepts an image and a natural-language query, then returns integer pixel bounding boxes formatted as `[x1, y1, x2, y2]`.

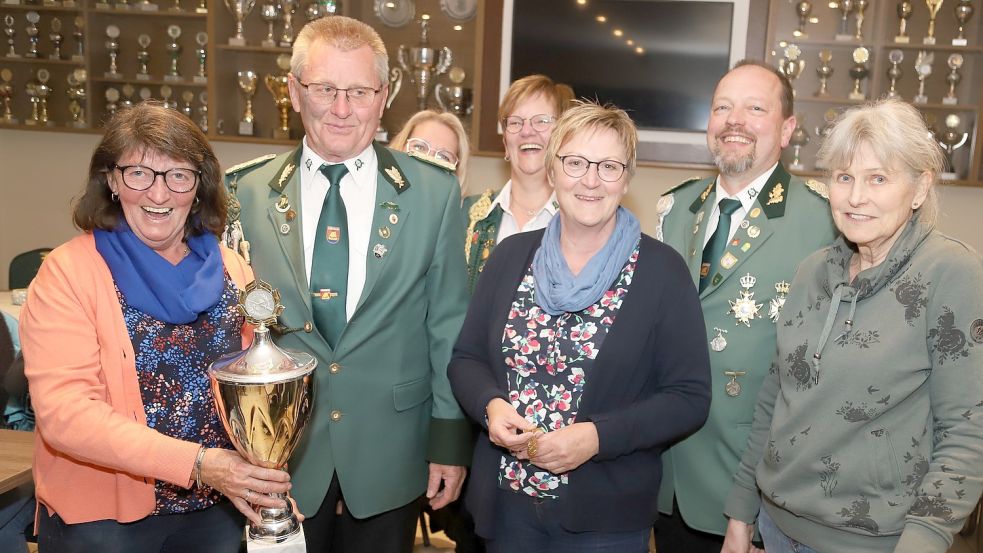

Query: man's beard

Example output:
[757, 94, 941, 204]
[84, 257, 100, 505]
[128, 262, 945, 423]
[712, 143, 756, 176]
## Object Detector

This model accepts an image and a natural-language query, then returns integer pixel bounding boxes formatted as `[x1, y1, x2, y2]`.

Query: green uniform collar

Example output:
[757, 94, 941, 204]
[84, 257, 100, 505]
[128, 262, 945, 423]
[688, 164, 793, 219]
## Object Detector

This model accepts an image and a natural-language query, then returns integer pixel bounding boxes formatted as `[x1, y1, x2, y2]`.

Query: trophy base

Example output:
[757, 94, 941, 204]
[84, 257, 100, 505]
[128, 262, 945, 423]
[115, 3, 132, 9]
[239, 121, 254, 136]
[789, 162, 805, 172]
[273, 128, 292, 140]
[95, 1, 111, 8]
[834, 34, 854, 41]
[48, 55, 61, 61]
[62, 0, 76, 5]
[894, 35, 910, 43]
[1, 117, 19, 124]
[848, 92, 865, 101]
[24, 120, 37, 126]
[922, 36, 936, 45]
[164, 75, 183, 83]
[193, 75, 207, 84]
[5, 53, 22, 58]
[940, 171, 959, 181]
[913, 95, 928, 104]
[228, 37, 247, 47]
[2, 0, 22, 5]
[886, 91, 901, 100]
[169, 6, 183, 11]
[195, 6, 206, 12]
[70, 120, 88, 129]
[247, 525, 306, 552]
[952, 38, 968, 46]
[814, 91, 830, 98]
[136, 73, 151, 81]
[279, 41, 294, 48]
[104, 72, 123, 79]
[71, 55, 84, 62]
[943, 97, 958, 105]
[24, 53, 39, 59]
[262, 39, 277, 48]
[247, 497, 303, 545]
[138, 2, 158, 10]
[43, 0, 61, 6]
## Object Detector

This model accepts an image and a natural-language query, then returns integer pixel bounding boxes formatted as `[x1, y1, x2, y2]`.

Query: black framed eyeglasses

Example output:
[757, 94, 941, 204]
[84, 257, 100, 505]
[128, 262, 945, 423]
[113, 164, 200, 193]
[296, 80, 383, 106]
[405, 137, 459, 167]
[502, 114, 555, 134]
[557, 155, 627, 182]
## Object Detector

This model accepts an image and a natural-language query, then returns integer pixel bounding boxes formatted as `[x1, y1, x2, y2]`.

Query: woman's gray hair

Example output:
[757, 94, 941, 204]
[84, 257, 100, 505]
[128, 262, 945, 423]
[817, 98, 944, 225]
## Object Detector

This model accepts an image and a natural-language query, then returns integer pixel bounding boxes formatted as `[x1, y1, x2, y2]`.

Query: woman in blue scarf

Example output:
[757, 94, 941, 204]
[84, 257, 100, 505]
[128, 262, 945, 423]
[449, 100, 712, 552]
[20, 103, 292, 552]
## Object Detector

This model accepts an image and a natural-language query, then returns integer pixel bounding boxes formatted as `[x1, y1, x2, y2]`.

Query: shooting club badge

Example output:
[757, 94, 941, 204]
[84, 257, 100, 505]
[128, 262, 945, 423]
[728, 273, 762, 327]
[325, 226, 341, 244]
[769, 281, 791, 323]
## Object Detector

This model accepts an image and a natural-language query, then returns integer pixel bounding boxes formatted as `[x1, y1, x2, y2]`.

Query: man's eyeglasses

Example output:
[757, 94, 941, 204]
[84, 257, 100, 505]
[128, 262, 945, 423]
[113, 164, 200, 193]
[296, 80, 383, 107]
[557, 155, 627, 182]
[405, 138, 459, 167]
[502, 114, 555, 134]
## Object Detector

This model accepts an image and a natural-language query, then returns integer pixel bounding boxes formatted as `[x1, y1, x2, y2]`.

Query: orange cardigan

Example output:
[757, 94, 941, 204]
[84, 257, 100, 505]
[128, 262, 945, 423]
[19, 233, 253, 524]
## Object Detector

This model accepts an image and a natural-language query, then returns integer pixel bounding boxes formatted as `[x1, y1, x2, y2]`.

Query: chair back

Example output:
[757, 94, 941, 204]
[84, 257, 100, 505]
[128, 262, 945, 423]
[8, 248, 52, 290]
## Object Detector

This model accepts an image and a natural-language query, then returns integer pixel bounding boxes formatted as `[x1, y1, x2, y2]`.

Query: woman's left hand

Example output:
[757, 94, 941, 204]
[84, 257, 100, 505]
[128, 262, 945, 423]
[522, 422, 599, 474]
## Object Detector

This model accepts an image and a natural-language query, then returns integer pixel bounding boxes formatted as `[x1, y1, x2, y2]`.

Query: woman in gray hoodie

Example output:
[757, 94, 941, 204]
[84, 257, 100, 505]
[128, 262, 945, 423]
[722, 98, 983, 553]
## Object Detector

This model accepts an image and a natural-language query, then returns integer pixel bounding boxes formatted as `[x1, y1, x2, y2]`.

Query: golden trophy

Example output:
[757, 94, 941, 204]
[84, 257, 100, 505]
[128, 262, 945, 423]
[209, 279, 316, 544]
[778, 44, 804, 97]
[848, 47, 869, 101]
[238, 70, 257, 135]
[924, 0, 944, 44]
[895, 0, 913, 42]
[265, 54, 293, 140]
[815, 49, 833, 97]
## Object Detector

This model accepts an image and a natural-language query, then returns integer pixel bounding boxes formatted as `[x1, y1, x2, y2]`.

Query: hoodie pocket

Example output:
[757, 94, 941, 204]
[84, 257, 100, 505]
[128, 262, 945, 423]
[869, 429, 904, 499]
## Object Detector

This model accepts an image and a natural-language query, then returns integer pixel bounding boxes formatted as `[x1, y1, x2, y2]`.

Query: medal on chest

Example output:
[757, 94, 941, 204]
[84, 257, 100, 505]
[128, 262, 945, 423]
[728, 273, 763, 327]
[768, 281, 791, 323]
[710, 327, 728, 352]
[724, 370, 747, 397]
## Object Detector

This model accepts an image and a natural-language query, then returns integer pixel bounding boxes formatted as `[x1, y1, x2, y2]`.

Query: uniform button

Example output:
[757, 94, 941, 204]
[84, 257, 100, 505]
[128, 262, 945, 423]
[303, 321, 313, 333]
[329, 362, 341, 374]
[330, 410, 342, 422]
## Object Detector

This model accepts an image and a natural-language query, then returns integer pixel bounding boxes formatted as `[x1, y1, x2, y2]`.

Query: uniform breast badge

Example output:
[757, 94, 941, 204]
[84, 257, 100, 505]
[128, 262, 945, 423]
[769, 281, 791, 323]
[724, 370, 747, 397]
[710, 327, 728, 352]
[728, 273, 762, 327]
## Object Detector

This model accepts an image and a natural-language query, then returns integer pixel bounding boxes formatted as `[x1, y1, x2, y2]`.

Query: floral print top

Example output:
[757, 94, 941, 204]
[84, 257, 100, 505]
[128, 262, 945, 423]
[498, 245, 638, 499]
[119, 274, 241, 515]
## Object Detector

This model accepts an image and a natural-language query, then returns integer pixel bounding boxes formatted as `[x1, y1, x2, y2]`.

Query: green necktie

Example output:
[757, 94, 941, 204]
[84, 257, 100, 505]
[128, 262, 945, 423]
[311, 163, 350, 348]
[699, 198, 742, 292]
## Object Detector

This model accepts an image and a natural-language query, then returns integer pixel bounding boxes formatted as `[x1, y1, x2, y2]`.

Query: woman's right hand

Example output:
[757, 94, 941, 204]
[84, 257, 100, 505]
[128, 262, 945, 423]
[721, 518, 764, 553]
[486, 398, 535, 453]
[199, 448, 292, 524]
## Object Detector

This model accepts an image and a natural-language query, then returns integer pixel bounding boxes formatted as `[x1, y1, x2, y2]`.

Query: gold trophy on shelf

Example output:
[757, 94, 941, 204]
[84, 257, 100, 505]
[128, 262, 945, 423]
[853, 0, 869, 41]
[209, 279, 316, 545]
[778, 44, 804, 97]
[815, 49, 833, 97]
[924, 0, 944, 44]
[886, 49, 904, 99]
[913, 50, 933, 104]
[237, 70, 257, 136]
[265, 53, 293, 140]
[67, 68, 86, 128]
[848, 47, 869, 101]
[0, 68, 17, 124]
[952, 0, 974, 46]
[398, 16, 452, 110]
[895, 0, 913, 42]
[793, 0, 811, 38]
[943, 53, 963, 105]
[26, 68, 54, 127]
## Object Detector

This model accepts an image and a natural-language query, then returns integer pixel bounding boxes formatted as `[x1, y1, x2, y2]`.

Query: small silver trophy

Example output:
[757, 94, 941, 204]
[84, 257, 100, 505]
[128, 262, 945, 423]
[0, 68, 17, 124]
[913, 51, 933, 104]
[853, 0, 869, 41]
[226, 0, 257, 46]
[26, 68, 53, 126]
[793, 0, 811, 38]
[279, 0, 298, 47]
[66, 68, 87, 128]
[193, 32, 208, 84]
[924, 0, 944, 44]
[180, 89, 194, 118]
[116, 0, 132, 10]
[120, 83, 136, 108]
[435, 66, 473, 118]
[942, 53, 963, 105]
[260, 1, 279, 48]
[25, 12, 40, 58]
[848, 47, 869, 101]
[164, 25, 183, 82]
[265, 54, 292, 139]
[209, 280, 316, 545]
[160, 84, 177, 109]
[789, 115, 810, 171]
[71, 16, 84, 62]
[398, 17, 452, 110]
[138, 86, 153, 103]
[105, 87, 120, 120]
[4, 15, 18, 58]
[196, 0, 207, 12]
[886, 49, 904, 99]
[237, 70, 257, 135]
[835, 0, 855, 40]
[48, 17, 63, 60]
[814, 49, 833, 97]
[136, 34, 152, 80]
[938, 114, 968, 180]
[306, 0, 339, 20]
[895, 0, 913, 42]
[952, 0, 974, 45]
[105, 25, 122, 79]
[778, 44, 804, 97]
[170, 0, 183, 11]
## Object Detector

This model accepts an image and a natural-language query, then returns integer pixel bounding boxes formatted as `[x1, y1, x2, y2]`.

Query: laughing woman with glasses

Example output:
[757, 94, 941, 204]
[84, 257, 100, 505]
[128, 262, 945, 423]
[449, 100, 712, 552]
[19, 103, 292, 553]
[462, 74, 574, 293]
[390, 109, 470, 188]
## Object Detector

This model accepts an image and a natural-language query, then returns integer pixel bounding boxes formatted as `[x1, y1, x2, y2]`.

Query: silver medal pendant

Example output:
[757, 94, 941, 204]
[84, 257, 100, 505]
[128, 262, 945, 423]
[710, 327, 728, 352]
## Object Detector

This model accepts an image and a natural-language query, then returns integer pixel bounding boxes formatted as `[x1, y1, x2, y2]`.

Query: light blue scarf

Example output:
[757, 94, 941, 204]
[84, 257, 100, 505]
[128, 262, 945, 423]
[532, 207, 641, 316]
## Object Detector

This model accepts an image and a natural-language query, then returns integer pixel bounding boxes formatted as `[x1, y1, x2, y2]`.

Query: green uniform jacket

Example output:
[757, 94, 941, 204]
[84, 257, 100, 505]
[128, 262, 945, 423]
[655, 164, 836, 535]
[461, 189, 503, 295]
[225, 143, 472, 519]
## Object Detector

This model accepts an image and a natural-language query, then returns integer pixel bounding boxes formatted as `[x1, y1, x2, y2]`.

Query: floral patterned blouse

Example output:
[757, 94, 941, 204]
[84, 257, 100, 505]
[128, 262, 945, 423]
[119, 274, 241, 515]
[498, 245, 639, 499]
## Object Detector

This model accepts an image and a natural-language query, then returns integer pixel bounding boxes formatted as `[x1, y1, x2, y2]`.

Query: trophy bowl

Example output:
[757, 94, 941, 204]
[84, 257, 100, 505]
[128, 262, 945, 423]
[209, 280, 317, 543]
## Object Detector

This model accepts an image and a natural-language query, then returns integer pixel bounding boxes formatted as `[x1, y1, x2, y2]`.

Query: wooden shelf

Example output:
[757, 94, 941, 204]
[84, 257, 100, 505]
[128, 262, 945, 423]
[91, 75, 206, 86]
[216, 44, 291, 54]
[1, 56, 83, 65]
[90, 6, 205, 18]
[0, 4, 81, 12]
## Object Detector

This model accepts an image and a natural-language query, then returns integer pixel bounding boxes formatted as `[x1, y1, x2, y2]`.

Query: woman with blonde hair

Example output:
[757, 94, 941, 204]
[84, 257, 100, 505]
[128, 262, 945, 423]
[390, 109, 470, 189]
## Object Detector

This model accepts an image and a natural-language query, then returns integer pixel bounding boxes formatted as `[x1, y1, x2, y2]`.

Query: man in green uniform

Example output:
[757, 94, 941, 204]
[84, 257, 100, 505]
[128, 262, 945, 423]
[223, 16, 470, 553]
[655, 60, 836, 552]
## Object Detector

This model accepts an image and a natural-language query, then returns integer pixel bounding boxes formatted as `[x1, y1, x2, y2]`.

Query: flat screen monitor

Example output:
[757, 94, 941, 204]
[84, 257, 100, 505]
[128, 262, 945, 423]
[501, 0, 750, 161]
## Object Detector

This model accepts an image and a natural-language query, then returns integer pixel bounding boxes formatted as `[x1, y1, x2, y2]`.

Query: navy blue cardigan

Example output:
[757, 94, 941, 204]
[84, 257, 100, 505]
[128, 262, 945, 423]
[448, 229, 712, 536]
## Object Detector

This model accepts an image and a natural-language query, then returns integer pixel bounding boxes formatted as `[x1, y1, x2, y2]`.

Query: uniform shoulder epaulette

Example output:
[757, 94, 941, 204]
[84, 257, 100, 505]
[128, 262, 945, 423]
[804, 178, 829, 199]
[662, 175, 705, 196]
[225, 153, 277, 176]
[407, 151, 456, 173]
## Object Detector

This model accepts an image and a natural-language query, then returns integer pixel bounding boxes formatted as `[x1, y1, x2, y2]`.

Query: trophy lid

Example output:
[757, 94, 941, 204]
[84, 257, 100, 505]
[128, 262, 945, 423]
[208, 280, 316, 385]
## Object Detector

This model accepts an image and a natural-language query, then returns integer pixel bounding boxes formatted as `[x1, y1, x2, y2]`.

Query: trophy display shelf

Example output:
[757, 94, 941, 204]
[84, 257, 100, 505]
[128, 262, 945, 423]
[90, 6, 205, 17]
[90, 75, 207, 87]
[216, 43, 291, 53]
[0, 3, 79, 12]
[1, 56, 82, 66]
[883, 42, 983, 52]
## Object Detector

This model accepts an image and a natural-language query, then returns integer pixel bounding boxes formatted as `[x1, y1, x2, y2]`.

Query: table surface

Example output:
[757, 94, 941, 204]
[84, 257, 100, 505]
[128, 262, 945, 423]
[0, 291, 22, 320]
[0, 429, 34, 494]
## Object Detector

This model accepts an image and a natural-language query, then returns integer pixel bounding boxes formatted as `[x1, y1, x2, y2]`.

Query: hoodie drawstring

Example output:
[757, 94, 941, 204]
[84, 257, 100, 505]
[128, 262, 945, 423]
[811, 284, 859, 384]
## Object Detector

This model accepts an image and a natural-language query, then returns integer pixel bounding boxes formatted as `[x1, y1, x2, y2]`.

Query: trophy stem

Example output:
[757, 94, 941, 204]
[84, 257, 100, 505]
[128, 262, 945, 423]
[249, 491, 302, 542]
